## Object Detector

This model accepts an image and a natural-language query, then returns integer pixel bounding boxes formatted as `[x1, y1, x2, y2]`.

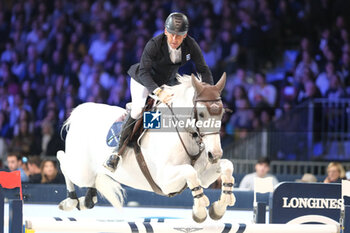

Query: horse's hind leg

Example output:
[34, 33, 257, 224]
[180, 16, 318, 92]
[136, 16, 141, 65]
[59, 176, 79, 211]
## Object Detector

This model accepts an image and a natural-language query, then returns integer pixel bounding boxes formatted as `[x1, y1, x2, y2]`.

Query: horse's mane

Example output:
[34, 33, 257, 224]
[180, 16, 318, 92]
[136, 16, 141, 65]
[163, 74, 200, 102]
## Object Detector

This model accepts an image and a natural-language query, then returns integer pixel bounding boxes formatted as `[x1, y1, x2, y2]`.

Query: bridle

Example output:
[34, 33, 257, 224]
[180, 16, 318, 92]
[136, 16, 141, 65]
[165, 96, 223, 166]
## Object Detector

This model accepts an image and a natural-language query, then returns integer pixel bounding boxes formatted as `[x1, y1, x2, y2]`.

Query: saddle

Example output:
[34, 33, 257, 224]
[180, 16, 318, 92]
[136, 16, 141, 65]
[128, 97, 155, 146]
[125, 97, 155, 149]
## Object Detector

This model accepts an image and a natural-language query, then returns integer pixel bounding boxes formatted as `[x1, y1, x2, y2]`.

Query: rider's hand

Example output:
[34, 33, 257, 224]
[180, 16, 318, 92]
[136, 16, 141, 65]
[156, 89, 173, 104]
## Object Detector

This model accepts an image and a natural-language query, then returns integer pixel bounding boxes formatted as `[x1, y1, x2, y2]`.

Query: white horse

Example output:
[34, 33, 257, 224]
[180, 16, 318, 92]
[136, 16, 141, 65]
[57, 73, 236, 222]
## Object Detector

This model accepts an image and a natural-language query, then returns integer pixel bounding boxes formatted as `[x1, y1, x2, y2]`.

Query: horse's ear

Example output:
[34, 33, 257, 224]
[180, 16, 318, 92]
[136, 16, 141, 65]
[215, 72, 226, 94]
[191, 73, 204, 94]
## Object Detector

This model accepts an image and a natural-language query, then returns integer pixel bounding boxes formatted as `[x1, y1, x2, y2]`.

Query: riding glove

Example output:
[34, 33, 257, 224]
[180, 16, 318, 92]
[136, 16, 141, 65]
[154, 88, 173, 104]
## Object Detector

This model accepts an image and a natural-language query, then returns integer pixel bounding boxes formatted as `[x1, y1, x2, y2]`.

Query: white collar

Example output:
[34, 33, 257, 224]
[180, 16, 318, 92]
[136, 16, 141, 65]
[167, 43, 181, 52]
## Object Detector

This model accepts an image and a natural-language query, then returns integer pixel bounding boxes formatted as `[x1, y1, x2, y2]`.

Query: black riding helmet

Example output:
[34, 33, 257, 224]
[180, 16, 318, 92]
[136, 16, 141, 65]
[165, 12, 189, 36]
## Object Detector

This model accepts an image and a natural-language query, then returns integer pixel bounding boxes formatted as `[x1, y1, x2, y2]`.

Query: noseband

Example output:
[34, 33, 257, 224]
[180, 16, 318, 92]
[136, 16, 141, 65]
[193, 98, 223, 137]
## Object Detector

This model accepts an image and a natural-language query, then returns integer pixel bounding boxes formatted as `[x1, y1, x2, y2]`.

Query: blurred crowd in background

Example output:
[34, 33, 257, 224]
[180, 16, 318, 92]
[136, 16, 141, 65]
[0, 0, 349, 172]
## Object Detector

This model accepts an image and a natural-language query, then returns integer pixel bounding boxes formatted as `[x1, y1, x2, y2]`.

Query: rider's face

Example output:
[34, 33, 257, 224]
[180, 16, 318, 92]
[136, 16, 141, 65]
[165, 29, 187, 49]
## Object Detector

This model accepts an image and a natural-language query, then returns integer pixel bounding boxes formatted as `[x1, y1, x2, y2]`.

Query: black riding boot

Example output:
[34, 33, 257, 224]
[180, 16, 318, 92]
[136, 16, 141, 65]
[104, 115, 136, 172]
[117, 115, 136, 152]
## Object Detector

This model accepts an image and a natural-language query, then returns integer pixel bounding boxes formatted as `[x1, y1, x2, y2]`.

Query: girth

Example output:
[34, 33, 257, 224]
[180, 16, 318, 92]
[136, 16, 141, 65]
[133, 143, 187, 197]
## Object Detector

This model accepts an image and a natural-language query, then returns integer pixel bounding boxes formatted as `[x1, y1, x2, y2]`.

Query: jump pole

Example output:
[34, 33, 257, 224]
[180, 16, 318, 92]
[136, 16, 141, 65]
[25, 218, 340, 233]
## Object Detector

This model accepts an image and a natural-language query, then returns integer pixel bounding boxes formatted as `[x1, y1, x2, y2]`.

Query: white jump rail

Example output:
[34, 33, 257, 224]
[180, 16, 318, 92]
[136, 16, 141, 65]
[25, 217, 340, 233]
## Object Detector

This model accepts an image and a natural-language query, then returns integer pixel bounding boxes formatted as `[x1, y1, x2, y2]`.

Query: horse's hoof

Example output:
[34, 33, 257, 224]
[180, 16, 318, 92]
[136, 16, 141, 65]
[192, 210, 207, 223]
[58, 198, 78, 211]
[77, 197, 88, 210]
[209, 203, 224, 220]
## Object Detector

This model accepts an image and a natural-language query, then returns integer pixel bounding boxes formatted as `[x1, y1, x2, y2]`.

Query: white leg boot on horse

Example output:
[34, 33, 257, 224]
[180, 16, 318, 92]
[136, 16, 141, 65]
[190, 183, 210, 223]
[104, 115, 136, 172]
[159, 164, 210, 223]
[58, 187, 79, 211]
[209, 159, 236, 220]
[58, 157, 79, 211]
[58, 151, 98, 211]
[77, 188, 98, 210]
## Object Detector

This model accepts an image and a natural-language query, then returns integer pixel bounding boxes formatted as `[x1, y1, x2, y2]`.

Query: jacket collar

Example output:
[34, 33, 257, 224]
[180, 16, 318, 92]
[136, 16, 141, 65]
[161, 33, 187, 64]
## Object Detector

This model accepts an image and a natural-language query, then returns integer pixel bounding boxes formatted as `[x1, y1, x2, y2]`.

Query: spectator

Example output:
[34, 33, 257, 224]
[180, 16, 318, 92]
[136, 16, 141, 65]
[227, 98, 254, 138]
[59, 94, 77, 124]
[239, 157, 278, 190]
[216, 30, 239, 75]
[236, 8, 261, 71]
[257, 105, 274, 128]
[35, 63, 54, 97]
[339, 52, 350, 91]
[248, 72, 277, 107]
[50, 50, 66, 76]
[27, 156, 42, 183]
[296, 173, 317, 183]
[316, 62, 338, 96]
[88, 30, 112, 63]
[324, 162, 346, 183]
[10, 52, 26, 81]
[199, 39, 217, 70]
[10, 110, 35, 156]
[6, 153, 29, 182]
[325, 74, 347, 100]
[107, 75, 130, 108]
[40, 159, 65, 184]
[225, 84, 249, 111]
[36, 85, 61, 122]
[34, 120, 64, 156]
[0, 109, 11, 164]
[0, 109, 12, 139]
[1, 39, 15, 62]
[280, 74, 298, 104]
[0, 62, 20, 97]
[229, 68, 252, 91]
[297, 80, 321, 103]
[294, 51, 319, 83]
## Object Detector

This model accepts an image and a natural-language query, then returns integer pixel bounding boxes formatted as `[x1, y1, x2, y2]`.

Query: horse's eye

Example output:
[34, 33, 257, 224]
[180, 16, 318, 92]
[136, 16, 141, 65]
[199, 112, 204, 118]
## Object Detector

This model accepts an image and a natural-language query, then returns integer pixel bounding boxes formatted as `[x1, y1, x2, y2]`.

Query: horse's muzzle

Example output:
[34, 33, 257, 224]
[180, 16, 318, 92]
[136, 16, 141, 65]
[208, 152, 220, 164]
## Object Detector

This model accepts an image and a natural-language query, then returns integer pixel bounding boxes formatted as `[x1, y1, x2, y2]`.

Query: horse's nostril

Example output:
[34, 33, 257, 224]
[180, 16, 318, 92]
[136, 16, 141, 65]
[208, 152, 214, 160]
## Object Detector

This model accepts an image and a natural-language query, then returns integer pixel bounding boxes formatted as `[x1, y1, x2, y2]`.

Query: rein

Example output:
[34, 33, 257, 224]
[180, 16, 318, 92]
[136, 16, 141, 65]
[165, 97, 222, 166]
[166, 103, 204, 166]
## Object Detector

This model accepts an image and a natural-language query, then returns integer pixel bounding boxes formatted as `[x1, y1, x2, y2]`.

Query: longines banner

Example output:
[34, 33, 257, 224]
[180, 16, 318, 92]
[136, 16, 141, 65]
[270, 182, 341, 224]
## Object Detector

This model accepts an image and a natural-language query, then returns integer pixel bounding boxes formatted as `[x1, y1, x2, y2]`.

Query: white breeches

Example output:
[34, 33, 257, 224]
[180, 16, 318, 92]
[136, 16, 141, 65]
[130, 78, 149, 119]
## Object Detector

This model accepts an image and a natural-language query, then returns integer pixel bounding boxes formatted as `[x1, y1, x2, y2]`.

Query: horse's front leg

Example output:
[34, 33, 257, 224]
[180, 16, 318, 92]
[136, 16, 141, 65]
[160, 164, 209, 223]
[208, 159, 236, 220]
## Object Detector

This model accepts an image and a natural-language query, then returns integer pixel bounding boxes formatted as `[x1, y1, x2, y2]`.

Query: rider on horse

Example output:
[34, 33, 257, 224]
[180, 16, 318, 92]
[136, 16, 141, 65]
[104, 12, 214, 172]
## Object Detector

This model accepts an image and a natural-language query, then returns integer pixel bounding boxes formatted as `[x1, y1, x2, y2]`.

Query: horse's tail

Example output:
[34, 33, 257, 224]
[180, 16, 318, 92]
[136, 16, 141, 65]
[60, 107, 76, 139]
[59, 113, 71, 140]
[95, 173, 125, 208]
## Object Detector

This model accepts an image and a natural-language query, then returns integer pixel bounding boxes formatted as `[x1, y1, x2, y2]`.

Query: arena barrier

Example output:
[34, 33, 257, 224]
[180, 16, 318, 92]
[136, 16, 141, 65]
[1, 171, 350, 233]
